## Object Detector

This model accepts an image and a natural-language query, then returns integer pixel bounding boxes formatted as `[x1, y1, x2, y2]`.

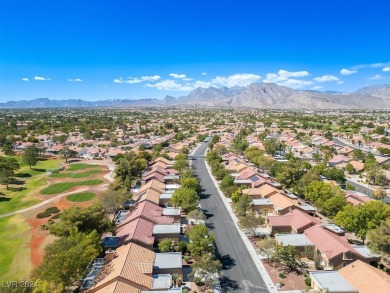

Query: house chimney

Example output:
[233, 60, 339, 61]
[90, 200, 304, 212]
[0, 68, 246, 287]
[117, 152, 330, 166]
[105, 249, 116, 262]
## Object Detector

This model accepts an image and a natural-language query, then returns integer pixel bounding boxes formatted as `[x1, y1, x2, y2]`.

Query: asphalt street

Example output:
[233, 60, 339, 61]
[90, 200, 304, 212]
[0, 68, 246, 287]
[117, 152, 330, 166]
[190, 140, 268, 293]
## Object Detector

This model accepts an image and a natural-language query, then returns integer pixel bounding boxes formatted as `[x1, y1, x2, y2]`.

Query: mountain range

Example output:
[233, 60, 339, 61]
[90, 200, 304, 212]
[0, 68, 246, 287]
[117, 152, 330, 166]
[1, 83, 390, 109]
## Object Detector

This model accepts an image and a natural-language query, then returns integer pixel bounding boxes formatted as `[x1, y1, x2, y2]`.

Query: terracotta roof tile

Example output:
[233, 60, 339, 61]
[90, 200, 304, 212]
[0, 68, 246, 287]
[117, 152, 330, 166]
[339, 260, 390, 293]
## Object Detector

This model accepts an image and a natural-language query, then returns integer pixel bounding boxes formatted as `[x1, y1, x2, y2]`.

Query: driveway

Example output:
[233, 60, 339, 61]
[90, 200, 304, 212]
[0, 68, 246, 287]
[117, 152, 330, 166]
[190, 141, 268, 292]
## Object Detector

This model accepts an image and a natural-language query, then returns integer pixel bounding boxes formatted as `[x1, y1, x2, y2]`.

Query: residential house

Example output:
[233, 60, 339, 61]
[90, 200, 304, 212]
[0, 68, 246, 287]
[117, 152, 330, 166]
[338, 260, 390, 293]
[304, 224, 381, 270]
[86, 242, 182, 292]
[267, 209, 321, 235]
[309, 271, 358, 293]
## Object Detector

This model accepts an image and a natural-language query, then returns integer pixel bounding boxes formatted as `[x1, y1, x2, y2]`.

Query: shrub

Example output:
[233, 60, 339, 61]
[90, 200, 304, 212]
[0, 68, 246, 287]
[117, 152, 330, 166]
[305, 276, 311, 286]
[182, 289, 189, 293]
[51, 213, 61, 220]
[37, 212, 51, 219]
[177, 241, 188, 254]
[279, 281, 284, 287]
[45, 207, 60, 214]
[279, 272, 286, 278]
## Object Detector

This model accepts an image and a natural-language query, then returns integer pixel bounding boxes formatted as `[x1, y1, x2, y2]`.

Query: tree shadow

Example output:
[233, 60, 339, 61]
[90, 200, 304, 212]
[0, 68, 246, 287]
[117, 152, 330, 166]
[15, 172, 32, 178]
[203, 211, 214, 219]
[11, 179, 26, 185]
[219, 276, 240, 292]
[32, 168, 46, 172]
[9, 186, 26, 192]
[205, 222, 215, 230]
[219, 254, 236, 270]
[0, 197, 11, 202]
[201, 193, 211, 199]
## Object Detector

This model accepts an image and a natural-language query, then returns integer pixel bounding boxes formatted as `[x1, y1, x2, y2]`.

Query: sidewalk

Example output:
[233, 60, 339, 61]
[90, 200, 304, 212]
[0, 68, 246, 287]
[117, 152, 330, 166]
[203, 149, 278, 293]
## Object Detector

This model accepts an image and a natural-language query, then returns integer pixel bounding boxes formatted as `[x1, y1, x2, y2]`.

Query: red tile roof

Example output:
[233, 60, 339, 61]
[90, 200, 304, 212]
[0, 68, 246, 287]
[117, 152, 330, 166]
[119, 201, 174, 227]
[268, 209, 320, 231]
[116, 218, 155, 246]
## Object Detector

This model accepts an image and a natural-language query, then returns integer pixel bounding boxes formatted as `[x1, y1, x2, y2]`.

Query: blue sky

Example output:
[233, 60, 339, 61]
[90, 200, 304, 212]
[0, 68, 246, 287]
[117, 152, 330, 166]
[0, 0, 389, 101]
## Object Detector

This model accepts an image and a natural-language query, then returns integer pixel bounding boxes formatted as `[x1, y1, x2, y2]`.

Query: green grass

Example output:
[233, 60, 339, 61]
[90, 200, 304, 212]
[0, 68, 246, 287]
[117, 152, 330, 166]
[67, 163, 100, 171]
[0, 158, 63, 215]
[0, 215, 32, 280]
[40, 180, 103, 195]
[49, 169, 102, 179]
[67, 192, 96, 202]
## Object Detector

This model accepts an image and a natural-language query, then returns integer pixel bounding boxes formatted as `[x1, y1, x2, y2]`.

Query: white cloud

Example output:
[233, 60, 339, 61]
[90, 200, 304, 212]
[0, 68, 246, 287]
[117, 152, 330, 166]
[113, 75, 160, 84]
[201, 72, 208, 76]
[311, 86, 323, 90]
[169, 73, 186, 79]
[352, 62, 390, 70]
[113, 78, 123, 84]
[146, 73, 261, 91]
[169, 73, 192, 81]
[314, 75, 340, 82]
[383, 67, 390, 72]
[368, 74, 387, 80]
[21, 78, 29, 81]
[264, 70, 310, 83]
[34, 76, 51, 81]
[263, 70, 311, 88]
[146, 80, 193, 91]
[337, 81, 344, 84]
[280, 79, 313, 88]
[211, 73, 261, 87]
[340, 68, 358, 75]
[68, 78, 83, 82]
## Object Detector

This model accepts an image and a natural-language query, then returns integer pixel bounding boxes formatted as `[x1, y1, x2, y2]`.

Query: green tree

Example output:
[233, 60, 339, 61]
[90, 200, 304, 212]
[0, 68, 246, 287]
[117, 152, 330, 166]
[115, 151, 148, 188]
[171, 188, 200, 212]
[334, 201, 390, 243]
[2, 141, 14, 155]
[214, 144, 228, 155]
[257, 238, 276, 260]
[364, 153, 377, 171]
[230, 189, 241, 203]
[239, 210, 264, 237]
[304, 181, 346, 217]
[276, 159, 310, 188]
[270, 244, 305, 271]
[321, 167, 345, 183]
[367, 219, 390, 255]
[344, 163, 356, 174]
[33, 230, 102, 288]
[23, 145, 40, 169]
[186, 224, 215, 258]
[186, 209, 206, 221]
[220, 174, 235, 190]
[181, 177, 202, 194]
[263, 138, 281, 156]
[211, 135, 220, 144]
[49, 203, 113, 237]
[244, 146, 263, 161]
[59, 146, 77, 163]
[158, 238, 174, 252]
[235, 194, 253, 217]
[294, 165, 323, 197]
[173, 158, 188, 171]
[0, 156, 19, 189]
[367, 165, 387, 186]
[190, 254, 222, 289]
[101, 184, 131, 214]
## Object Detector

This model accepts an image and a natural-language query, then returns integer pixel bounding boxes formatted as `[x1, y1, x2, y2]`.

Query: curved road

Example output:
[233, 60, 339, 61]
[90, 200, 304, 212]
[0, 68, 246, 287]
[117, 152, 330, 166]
[190, 140, 268, 293]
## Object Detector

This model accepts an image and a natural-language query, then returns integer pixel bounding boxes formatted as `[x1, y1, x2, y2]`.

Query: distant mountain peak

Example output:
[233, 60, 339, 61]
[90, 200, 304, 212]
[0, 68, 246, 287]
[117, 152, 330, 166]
[1, 83, 389, 109]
